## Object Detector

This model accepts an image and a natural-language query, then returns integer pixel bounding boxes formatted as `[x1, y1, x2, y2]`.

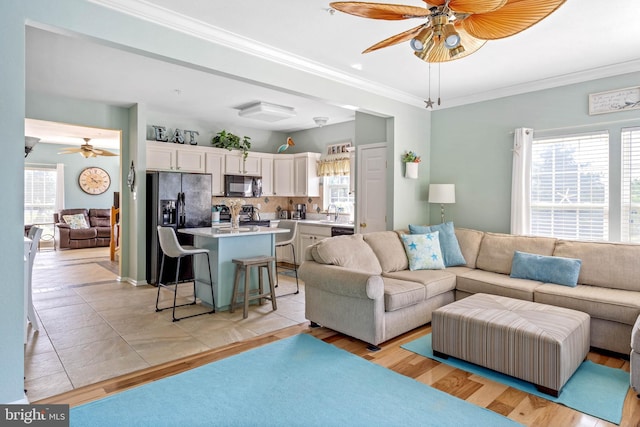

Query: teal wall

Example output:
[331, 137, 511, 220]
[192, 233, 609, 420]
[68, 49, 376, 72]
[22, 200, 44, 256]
[25, 143, 120, 210]
[1, 0, 429, 403]
[430, 71, 640, 233]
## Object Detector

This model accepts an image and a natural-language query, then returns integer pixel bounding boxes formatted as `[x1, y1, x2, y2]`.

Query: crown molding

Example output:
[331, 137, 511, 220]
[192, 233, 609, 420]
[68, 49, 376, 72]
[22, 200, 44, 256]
[441, 59, 640, 110]
[89, 1, 640, 112]
[89, 0, 426, 108]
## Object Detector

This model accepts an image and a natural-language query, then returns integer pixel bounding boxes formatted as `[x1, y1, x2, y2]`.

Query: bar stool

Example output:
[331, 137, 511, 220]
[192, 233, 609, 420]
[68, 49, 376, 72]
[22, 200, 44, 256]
[155, 226, 215, 321]
[230, 256, 277, 319]
[274, 220, 299, 295]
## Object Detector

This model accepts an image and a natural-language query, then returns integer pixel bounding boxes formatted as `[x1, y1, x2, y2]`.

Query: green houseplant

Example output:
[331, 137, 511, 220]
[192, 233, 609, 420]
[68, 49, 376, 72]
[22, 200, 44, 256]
[211, 130, 252, 160]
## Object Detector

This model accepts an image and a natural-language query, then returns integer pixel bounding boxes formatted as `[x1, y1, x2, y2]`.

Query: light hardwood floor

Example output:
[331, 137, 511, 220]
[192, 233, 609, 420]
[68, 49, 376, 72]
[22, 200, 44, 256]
[29, 247, 640, 426]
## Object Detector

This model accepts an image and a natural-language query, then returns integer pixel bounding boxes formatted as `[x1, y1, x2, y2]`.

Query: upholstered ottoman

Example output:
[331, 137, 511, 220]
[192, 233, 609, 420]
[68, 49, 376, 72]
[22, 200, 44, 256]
[432, 293, 590, 396]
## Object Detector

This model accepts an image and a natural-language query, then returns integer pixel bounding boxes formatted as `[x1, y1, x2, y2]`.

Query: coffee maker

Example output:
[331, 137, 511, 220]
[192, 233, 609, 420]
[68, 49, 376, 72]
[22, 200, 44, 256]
[294, 203, 306, 220]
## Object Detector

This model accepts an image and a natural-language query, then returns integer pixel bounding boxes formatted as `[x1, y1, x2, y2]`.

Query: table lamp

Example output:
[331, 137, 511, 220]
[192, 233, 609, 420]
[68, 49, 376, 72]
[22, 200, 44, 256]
[428, 184, 456, 223]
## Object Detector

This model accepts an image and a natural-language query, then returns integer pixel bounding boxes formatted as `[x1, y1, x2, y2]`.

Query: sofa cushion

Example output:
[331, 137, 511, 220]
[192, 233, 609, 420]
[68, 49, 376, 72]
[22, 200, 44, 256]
[383, 269, 456, 299]
[382, 277, 426, 312]
[455, 269, 543, 301]
[95, 226, 111, 238]
[409, 222, 466, 267]
[535, 283, 640, 326]
[363, 231, 408, 273]
[475, 232, 557, 275]
[400, 232, 445, 271]
[510, 251, 582, 287]
[553, 240, 640, 291]
[454, 228, 484, 269]
[312, 234, 382, 274]
[89, 208, 111, 227]
[63, 213, 89, 229]
[69, 227, 97, 240]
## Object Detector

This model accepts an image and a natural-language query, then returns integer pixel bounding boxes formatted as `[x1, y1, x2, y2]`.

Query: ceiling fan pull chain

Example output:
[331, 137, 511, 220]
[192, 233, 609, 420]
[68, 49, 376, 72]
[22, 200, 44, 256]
[438, 63, 441, 106]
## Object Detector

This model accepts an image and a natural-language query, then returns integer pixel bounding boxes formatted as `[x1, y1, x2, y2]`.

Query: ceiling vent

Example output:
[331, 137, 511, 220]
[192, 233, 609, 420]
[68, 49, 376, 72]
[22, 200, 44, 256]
[238, 102, 296, 122]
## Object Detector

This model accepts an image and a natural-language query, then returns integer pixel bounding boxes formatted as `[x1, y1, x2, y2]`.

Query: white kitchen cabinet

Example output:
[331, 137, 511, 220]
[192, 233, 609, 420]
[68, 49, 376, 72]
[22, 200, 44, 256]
[294, 153, 320, 197]
[225, 151, 261, 175]
[296, 224, 331, 264]
[205, 150, 225, 196]
[260, 156, 274, 196]
[146, 141, 205, 172]
[273, 156, 294, 196]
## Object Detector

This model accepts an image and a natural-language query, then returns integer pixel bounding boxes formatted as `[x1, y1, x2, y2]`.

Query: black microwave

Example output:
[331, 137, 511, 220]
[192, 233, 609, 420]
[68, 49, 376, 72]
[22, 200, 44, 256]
[224, 175, 262, 198]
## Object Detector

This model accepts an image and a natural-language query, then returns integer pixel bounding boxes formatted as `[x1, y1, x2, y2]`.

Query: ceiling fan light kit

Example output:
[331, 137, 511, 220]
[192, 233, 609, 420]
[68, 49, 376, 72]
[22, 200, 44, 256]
[238, 101, 296, 122]
[330, 0, 566, 64]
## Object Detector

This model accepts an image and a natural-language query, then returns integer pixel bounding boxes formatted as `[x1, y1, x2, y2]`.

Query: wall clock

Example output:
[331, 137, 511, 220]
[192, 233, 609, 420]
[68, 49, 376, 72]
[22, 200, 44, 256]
[79, 167, 111, 195]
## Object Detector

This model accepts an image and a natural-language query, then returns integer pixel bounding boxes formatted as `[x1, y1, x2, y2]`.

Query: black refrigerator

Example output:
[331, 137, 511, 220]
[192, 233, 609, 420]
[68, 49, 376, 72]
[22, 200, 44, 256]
[146, 171, 212, 285]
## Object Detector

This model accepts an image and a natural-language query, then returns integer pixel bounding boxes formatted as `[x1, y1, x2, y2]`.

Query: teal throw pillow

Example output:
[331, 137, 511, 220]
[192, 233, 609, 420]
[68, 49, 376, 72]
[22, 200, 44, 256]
[400, 232, 445, 271]
[409, 222, 466, 267]
[510, 251, 582, 287]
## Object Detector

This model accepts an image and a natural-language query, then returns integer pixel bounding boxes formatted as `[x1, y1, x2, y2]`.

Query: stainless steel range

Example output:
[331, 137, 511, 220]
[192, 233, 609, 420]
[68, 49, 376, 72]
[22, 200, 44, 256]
[212, 204, 271, 227]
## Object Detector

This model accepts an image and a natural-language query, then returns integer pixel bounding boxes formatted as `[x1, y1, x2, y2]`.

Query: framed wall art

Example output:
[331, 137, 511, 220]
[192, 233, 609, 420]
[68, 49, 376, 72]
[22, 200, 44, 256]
[588, 86, 640, 115]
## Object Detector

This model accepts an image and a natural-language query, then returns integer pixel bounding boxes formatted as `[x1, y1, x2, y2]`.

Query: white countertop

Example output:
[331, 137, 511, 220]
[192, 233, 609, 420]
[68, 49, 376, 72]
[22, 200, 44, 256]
[293, 219, 354, 228]
[179, 226, 289, 239]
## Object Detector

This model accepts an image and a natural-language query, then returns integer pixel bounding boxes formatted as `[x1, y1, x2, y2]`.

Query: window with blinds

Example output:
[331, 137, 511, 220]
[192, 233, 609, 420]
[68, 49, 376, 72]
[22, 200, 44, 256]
[25, 166, 58, 225]
[530, 131, 609, 240]
[622, 127, 640, 242]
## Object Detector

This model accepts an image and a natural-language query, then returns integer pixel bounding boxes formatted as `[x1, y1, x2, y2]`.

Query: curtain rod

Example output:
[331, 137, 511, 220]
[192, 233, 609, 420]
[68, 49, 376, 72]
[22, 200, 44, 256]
[509, 116, 640, 135]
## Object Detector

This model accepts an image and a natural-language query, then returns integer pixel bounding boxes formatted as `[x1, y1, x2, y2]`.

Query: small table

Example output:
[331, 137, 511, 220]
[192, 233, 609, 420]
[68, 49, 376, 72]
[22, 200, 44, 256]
[432, 293, 590, 396]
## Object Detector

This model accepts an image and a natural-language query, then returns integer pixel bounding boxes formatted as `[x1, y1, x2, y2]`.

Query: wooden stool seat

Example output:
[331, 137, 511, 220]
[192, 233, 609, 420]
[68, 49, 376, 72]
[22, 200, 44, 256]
[230, 256, 277, 319]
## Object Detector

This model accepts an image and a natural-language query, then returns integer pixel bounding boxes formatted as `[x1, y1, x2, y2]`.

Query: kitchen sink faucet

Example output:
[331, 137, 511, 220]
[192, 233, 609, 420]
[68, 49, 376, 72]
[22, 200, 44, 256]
[327, 204, 338, 222]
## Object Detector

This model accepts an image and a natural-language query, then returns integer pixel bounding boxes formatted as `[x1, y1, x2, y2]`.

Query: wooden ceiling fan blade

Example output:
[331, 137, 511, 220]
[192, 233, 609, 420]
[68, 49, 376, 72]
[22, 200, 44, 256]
[93, 148, 118, 157]
[447, 0, 507, 14]
[330, 2, 431, 20]
[58, 147, 83, 154]
[422, 24, 486, 62]
[363, 24, 426, 53]
[461, 0, 566, 40]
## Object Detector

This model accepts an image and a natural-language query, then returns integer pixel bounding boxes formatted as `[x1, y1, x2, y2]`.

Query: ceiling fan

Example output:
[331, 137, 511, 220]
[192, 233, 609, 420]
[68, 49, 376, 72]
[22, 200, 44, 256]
[58, 138, 118, 158]
[330, 0, 566, 63]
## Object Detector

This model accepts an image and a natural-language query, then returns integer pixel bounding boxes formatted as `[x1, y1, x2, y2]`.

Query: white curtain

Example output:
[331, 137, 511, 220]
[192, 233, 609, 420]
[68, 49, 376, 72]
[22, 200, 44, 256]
[510, 128, 533, 235]
[55, 163, 65, 211]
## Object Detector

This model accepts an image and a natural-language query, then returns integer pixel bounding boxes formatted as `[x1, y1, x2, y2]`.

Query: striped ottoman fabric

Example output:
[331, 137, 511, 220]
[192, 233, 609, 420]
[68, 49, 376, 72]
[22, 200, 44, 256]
[432, 293, 590, 396]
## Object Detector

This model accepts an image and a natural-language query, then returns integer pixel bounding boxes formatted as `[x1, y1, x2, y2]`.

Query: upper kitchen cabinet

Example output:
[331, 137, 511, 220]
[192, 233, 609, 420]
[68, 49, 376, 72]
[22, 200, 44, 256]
[225, 151, 261, 176]
[205, 149, 226, 196]
[294, 153, 321, 197]
[260, 155, 274, 196]
[273, 156, 294, 196]
[146, 141, 205, 173]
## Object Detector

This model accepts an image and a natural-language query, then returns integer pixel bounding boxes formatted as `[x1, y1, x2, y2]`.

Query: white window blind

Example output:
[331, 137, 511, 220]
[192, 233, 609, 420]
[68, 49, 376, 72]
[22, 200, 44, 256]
[530, 131, 609, 240]
[25, 166, 58, 225]
[622, 127, 640, 242]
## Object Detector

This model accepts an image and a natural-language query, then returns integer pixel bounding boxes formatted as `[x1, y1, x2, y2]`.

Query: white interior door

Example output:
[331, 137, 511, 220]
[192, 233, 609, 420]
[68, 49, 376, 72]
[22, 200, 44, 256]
[357, 143, 387, 234]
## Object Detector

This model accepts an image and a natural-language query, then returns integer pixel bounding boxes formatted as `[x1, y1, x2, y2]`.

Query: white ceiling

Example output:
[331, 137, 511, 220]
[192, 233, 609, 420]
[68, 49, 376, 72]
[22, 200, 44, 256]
[25, 0, 640, 145]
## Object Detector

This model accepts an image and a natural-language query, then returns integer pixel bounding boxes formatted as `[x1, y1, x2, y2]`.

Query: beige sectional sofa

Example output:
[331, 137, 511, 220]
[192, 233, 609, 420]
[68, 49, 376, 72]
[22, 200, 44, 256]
[299, 227, 640, 354]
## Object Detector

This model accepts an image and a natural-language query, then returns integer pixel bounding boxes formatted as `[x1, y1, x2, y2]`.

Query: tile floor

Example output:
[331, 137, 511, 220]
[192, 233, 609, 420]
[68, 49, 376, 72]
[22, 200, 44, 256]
[24, 247, 306, 402]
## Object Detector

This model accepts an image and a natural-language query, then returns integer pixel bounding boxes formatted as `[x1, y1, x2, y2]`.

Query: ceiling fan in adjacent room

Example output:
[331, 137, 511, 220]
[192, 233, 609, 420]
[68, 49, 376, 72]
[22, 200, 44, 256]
[330, 0, 566, 63]
[58, 138, 118, 158]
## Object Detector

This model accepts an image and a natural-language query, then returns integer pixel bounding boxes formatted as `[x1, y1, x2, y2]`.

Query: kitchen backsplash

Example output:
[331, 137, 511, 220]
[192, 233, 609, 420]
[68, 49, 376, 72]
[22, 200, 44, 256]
[211, 195, 323, 219]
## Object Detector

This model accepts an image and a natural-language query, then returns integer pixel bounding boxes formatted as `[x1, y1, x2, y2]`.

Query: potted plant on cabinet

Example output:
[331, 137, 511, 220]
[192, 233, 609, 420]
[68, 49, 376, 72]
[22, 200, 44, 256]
[211, 130, 252, 160]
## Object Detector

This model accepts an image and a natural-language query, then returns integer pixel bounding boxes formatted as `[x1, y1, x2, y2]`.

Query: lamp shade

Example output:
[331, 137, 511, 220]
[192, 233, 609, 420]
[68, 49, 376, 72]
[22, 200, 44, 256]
[428, 184, 455, 204]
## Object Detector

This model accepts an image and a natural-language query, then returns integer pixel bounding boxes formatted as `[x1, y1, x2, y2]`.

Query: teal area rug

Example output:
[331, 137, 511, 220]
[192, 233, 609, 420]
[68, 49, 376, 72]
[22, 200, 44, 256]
[402, 334, 629, 425]
[71, 334, 521, 427]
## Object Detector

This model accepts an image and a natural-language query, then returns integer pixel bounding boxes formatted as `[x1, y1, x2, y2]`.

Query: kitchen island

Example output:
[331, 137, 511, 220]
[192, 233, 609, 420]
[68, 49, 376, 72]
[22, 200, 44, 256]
[179, 226, 289, 311]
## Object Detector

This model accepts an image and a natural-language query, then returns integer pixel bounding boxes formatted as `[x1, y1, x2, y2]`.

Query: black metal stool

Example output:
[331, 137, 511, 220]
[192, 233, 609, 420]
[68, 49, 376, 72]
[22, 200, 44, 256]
[155, 226, 215, 321]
